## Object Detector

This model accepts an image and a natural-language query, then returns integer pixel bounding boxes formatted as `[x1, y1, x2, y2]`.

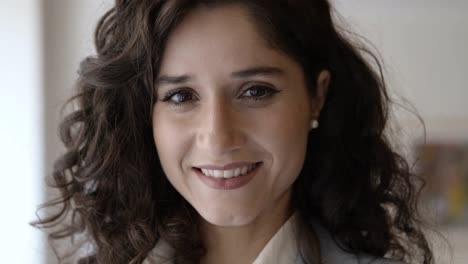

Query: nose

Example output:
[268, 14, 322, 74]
[196, 98, 246, 156]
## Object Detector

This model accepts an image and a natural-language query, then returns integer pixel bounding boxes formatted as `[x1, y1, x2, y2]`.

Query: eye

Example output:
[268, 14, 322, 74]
[160, 88, 196, 105]
[240, 84, 281, 101]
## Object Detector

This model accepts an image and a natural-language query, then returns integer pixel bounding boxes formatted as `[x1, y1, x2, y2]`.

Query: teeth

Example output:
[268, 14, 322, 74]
[241, 166, 248, 175]
[200, 163, 258, 179]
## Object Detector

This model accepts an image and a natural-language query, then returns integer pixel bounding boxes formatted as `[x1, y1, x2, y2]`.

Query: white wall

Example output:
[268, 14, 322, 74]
[333, 0, 468, 142]
[0, 0, 43, 263]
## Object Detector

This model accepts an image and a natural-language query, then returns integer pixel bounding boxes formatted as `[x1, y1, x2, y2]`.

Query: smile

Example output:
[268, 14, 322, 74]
[193, 162, 262, 190]
[199, 163, 258, 179]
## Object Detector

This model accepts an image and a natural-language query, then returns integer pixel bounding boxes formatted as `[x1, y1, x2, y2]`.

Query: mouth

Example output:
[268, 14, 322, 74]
[192, 162, 262, 190]
[193, 162, 262, 179]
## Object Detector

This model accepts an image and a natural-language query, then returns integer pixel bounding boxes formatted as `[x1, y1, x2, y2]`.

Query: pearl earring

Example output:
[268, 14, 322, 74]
[310, 120, 319, 129]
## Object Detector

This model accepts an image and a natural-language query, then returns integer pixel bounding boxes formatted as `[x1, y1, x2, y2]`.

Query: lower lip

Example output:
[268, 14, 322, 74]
[194, 163, 261, 190]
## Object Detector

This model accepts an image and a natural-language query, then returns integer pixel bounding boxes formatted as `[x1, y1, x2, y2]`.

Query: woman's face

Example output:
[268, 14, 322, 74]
[152, 4, 320, 226]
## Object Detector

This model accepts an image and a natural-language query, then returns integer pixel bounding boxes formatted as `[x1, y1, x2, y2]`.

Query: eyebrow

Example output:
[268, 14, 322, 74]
[231, 66, 284, 78]
[155, 66, 284, 86]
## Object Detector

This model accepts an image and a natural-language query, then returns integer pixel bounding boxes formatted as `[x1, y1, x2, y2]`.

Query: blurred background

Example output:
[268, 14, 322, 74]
[0, 0, 466, 263]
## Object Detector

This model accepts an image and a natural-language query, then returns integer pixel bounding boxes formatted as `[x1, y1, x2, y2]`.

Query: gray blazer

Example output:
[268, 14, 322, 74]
[294, 222, 405, 264]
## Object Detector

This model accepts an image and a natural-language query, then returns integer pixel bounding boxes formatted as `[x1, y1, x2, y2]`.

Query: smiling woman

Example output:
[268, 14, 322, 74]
[33, 1, 433, 264]
[152, 6, 327, 258]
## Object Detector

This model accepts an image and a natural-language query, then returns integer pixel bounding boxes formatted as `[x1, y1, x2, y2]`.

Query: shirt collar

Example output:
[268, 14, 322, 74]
[252, 212, 300, 264]
[144, 213, 300, 264]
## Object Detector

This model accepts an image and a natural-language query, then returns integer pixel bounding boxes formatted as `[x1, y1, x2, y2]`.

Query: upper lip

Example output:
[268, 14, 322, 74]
[195, 161, 260, 170]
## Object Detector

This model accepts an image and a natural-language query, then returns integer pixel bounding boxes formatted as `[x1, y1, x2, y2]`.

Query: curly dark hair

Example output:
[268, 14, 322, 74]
[33, 0, 434, 263]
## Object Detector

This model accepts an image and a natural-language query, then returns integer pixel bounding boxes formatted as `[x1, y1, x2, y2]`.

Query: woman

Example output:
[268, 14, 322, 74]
[34, 0, 434, 263]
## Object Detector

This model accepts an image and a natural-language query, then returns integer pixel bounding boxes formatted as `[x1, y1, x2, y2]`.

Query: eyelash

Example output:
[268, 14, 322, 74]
[160, 84, 281, 106]
[160, 88, 194, 105]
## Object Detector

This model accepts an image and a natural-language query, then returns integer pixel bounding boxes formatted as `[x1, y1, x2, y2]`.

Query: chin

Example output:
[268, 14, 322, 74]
[197, 207, 258, 227]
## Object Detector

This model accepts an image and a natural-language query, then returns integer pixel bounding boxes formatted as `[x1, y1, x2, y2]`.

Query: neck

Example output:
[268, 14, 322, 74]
[199, 191, 293, 264]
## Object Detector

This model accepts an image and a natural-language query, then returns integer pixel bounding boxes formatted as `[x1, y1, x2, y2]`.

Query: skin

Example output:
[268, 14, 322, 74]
[152, 4, 330, 264]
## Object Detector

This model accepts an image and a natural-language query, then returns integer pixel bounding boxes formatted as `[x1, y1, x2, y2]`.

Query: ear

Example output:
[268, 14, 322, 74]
[310, 70, 331, 118]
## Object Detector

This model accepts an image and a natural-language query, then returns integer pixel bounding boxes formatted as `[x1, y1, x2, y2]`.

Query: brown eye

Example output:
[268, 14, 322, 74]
[161, 88, 195, 105]
[240, 85, 280, 101]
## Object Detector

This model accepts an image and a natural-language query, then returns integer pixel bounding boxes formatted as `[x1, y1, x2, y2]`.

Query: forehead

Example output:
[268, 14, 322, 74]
[158, 4, 297, 77]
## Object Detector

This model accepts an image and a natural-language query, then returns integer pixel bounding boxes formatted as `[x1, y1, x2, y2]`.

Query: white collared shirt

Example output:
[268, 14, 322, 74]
[144, 213, 300, 264]
[252, 213, 299, 264]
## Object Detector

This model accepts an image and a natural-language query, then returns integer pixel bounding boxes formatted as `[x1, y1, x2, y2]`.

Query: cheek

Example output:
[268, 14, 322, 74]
[152, 110, 189, 180]
[260, 101, 309, 155]
[252, 101, 310, 182]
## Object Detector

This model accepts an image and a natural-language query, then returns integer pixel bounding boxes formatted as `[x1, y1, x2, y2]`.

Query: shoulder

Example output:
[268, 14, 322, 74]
[308, 221, 406, 264]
